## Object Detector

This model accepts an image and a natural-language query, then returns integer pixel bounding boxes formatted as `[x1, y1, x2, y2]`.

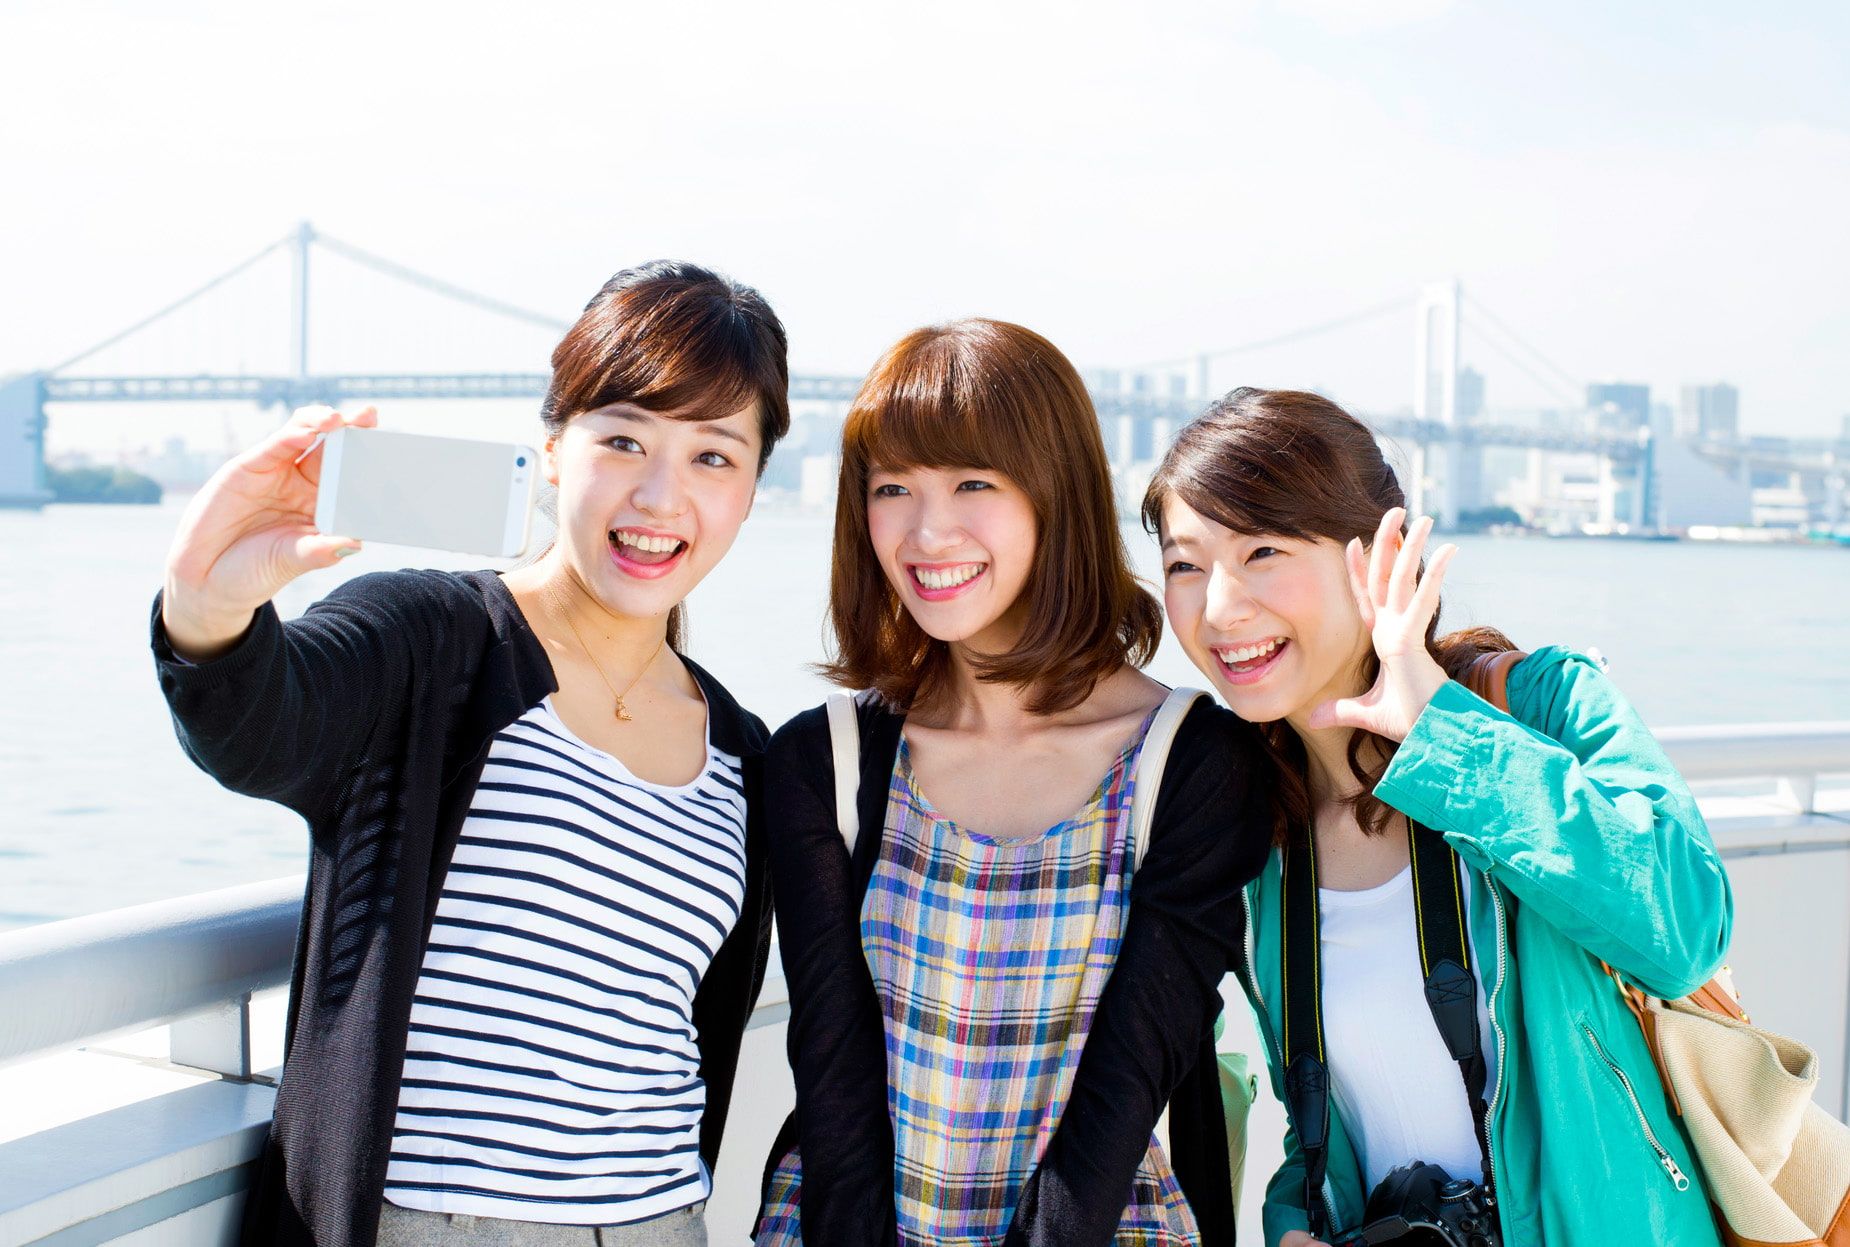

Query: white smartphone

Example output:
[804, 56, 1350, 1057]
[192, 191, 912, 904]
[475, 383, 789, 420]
[314, 427, 538, 558]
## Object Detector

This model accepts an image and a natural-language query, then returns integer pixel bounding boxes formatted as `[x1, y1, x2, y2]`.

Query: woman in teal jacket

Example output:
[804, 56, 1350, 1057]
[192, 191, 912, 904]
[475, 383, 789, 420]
[1141, 387, 1733, 1246]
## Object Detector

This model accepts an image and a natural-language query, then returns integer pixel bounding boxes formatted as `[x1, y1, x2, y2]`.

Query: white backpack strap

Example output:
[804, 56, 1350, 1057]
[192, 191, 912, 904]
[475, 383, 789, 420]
[1129, 687, 1205, 873]
[825, 691, 863, 856]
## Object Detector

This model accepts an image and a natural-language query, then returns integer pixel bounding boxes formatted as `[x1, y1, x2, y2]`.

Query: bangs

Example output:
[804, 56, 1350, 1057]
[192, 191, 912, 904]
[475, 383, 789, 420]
[543, 263, 790, 470]
[561, 299, 772, 424]
[1142, 387, 1408, 553]
[1144, 415, 1325, 542]
[843, 325, 1045, 489]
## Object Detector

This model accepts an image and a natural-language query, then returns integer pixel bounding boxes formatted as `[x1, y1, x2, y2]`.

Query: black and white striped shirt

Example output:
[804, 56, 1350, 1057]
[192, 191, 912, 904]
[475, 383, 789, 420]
[384, 698, 748, 1224]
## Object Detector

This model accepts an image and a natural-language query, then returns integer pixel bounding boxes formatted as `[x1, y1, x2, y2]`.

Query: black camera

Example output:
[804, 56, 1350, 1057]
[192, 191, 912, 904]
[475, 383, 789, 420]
[1329, 1161, 1502, 1247]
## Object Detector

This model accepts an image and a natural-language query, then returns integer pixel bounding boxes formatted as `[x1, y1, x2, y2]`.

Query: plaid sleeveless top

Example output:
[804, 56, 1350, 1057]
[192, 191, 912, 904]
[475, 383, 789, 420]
[755, 712, 1199, 1245]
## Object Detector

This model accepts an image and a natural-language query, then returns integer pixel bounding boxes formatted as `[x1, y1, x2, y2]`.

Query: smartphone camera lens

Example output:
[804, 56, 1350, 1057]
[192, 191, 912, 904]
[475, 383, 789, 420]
[516, 455, 527, 467]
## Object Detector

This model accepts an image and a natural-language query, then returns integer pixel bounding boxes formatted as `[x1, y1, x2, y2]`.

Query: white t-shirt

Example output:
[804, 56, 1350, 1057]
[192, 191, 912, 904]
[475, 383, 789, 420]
[1318, 864, 1498, 1193]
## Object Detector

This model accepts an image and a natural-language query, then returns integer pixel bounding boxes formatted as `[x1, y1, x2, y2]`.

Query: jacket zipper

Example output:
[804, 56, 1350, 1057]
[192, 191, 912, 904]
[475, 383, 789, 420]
[1483, 879, 1509, 1199]
[1245, 877, 1340, 1232]
[1580, 1020, 1692, 1190]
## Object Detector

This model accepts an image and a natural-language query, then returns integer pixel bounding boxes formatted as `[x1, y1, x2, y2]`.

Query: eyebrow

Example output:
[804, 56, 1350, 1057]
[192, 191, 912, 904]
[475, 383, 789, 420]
[598, 406, 752, 447]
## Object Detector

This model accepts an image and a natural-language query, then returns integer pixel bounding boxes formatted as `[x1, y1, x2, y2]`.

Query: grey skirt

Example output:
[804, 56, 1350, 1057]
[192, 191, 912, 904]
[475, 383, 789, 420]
[376, 1201, 708, 1247]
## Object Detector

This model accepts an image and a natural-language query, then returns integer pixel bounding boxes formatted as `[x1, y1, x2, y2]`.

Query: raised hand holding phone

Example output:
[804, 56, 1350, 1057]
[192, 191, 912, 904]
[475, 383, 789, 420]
[161, 404, 376, 661]
[1305, 507, 1459, 741]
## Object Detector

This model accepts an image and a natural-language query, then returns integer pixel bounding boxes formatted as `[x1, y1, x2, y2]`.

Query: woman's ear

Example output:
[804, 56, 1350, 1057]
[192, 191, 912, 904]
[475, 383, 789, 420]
[542, 431, 561, 488]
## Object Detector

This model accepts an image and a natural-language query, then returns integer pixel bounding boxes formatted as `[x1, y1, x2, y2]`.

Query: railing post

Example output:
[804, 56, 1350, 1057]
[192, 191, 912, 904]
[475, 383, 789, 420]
[1776, 774, 1818, 815]
[170, 993, 254, 1080]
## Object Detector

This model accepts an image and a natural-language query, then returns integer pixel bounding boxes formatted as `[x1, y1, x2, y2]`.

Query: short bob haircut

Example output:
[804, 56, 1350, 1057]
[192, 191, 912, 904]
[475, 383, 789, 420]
[821, 318, 1162, 714]
[541, 260, 790, 648]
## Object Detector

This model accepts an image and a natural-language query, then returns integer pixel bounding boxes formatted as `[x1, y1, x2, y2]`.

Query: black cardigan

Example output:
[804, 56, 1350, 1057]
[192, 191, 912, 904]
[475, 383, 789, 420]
[151, 569, 774, 1247]
[759, 694, 1271, 1247]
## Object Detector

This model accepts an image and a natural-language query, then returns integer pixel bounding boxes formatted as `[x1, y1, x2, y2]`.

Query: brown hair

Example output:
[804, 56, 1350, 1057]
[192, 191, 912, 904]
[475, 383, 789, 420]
[541, 260, 790, 649]
[821, 319, 1163, 714]
[1140, 386, 1516, 844]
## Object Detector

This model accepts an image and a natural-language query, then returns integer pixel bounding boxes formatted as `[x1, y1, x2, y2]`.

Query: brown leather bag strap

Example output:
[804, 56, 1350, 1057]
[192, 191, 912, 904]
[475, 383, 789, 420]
[1462, 649, 1527, 712]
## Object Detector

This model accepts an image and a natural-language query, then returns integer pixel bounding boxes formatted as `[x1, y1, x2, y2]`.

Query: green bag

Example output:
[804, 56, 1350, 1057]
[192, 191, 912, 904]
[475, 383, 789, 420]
[1213, 1012, 1258, 1212]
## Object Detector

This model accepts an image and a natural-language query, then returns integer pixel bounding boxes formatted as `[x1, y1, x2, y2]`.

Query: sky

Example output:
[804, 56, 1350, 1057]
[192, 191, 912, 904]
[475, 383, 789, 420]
[4, 0, 1847, 453]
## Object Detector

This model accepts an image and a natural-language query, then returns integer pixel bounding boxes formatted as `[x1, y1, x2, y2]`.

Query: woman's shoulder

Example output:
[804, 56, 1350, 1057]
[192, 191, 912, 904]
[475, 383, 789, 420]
[767, 693, 904, 766]
[1505, 644, 1624, 725]
[305, 568, 533, 685]
[316, 566, 495, 619]
[675, 653, 771, 758]
[1167, 690, 1265, 762]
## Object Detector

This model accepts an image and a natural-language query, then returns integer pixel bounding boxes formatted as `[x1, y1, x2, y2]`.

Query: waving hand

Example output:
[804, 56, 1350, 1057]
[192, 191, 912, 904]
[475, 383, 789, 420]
[1305, 507, 1457, 741]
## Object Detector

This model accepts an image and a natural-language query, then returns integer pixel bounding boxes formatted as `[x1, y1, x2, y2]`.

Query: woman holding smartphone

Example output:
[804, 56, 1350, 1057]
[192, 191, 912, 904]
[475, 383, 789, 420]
[155, 261, 788, 1247]
[1142, 388, 1732, 1246]
[752, 320, 1271, 1247]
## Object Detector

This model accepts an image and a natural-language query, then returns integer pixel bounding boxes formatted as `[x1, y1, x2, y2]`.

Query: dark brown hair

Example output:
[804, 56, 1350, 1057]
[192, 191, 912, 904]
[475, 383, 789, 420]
[822, 318, 1163, 714]
[541, 260, 790, 648]
[1140, 386, 1516, 844]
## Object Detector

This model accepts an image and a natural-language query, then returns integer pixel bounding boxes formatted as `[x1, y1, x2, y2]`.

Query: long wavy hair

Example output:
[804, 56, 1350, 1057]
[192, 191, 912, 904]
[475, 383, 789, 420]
[1142, 386, 1517, 845]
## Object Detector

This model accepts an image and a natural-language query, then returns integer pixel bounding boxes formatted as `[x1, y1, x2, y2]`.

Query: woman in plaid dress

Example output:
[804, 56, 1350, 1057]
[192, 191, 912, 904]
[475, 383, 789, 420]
[754, 320, 1272, 1247]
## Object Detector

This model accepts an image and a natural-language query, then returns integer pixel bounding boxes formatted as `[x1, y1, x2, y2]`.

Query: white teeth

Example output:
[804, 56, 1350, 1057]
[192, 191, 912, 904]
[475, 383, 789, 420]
[1216, 638, 1284, 665]
[614, 531, 683, 554]
[915, 563, 984, 591]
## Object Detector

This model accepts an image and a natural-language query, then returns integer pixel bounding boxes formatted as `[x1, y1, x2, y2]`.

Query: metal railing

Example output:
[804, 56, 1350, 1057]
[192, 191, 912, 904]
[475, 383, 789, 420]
[0, 720, 1845, 1246]
[0, 877, 299, 1077]
[1658, 721, 1850, 817]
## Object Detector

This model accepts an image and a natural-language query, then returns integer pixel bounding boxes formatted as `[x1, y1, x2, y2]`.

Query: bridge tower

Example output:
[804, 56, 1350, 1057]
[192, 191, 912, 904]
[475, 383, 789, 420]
[290, 220, 312, 380]
[1410, 279, 1482, 526]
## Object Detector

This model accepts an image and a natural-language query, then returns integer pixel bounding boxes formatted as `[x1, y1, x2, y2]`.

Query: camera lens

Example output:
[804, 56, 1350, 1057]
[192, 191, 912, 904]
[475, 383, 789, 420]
[516, 455, 527, 467]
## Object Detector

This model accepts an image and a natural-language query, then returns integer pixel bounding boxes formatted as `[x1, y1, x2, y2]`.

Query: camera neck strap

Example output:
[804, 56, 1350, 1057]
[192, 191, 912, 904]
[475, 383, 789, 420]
[1280, 818, 1495, 1238]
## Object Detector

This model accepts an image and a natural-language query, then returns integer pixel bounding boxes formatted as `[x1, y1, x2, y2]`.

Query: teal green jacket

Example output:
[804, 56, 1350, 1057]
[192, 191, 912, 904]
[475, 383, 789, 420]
[1241, 648, 1734, 1246]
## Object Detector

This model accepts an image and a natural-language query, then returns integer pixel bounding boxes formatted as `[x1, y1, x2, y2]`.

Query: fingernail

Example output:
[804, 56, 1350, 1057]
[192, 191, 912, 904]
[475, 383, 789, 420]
[335, 546, 360, 559]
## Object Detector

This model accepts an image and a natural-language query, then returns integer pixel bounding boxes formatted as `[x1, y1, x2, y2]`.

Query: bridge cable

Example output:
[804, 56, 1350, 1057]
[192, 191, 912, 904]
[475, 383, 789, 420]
[1461, 321, 1583, 408]
[47, 231, 296, 375]
[1461, 295, 1582, 391]
[1126, 295, 1415, 373]
[313, 233, 569, 333]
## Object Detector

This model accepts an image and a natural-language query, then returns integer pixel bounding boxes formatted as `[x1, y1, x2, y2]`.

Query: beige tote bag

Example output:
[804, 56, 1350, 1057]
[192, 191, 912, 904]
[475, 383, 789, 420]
[1612, 973, 1850, 1246]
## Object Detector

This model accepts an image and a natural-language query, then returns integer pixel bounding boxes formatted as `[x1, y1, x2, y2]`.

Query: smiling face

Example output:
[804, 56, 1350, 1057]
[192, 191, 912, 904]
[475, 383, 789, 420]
[545, 399, 762, 621]
[1160, 493, 1372, 726]
[865, 463, 1037, 652]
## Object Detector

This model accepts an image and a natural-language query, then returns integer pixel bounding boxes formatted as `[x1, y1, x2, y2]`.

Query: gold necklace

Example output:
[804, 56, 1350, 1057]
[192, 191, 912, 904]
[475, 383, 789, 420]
[551, 583, 667, 723]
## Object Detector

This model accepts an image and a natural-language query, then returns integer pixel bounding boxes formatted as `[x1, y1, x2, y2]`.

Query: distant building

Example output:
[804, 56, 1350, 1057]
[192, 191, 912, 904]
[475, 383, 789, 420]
[798, 454, 839, 510]
[1456, 366, 1485, 423]
[1678, 382, 1739, 440]
[0, 373, 53, 509]
[1587, 381, 1651, 434]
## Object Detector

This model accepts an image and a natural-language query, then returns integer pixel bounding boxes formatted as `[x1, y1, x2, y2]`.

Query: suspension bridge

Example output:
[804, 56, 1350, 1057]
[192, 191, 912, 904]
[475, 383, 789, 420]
[3, 223, 1840, 530]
